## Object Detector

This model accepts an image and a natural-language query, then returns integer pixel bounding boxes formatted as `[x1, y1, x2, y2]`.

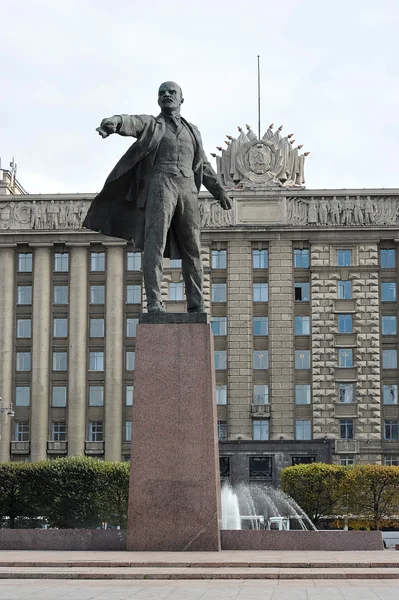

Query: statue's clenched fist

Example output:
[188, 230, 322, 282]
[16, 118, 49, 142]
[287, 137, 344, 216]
[96, 116, 122, 138]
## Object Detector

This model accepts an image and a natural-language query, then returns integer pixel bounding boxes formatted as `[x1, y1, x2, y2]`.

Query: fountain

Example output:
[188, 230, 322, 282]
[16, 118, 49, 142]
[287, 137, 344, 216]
[221, 482, 317, 531]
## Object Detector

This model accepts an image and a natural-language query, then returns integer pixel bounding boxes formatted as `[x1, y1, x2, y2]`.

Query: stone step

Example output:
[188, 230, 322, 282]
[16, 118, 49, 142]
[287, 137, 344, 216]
[0, 566, 399, 580]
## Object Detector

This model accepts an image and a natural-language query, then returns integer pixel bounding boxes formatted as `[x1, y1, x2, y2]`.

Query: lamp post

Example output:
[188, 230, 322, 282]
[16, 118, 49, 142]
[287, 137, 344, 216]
[0, 396, 15, 440]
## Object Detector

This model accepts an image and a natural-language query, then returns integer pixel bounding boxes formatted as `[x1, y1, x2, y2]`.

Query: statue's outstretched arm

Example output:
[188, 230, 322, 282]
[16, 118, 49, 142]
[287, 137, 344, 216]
[96, 114, 148, 139]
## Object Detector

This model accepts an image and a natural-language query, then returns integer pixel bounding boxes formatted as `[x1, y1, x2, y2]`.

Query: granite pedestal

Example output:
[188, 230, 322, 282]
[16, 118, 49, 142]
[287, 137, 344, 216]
[126, 313, 221, 551]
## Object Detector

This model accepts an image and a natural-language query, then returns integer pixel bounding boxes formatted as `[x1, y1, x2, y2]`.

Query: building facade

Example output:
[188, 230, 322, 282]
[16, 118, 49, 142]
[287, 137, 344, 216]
[1, 162, 399, 483]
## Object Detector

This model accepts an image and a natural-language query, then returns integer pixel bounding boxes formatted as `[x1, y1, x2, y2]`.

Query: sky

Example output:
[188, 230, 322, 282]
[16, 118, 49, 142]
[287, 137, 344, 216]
[1, 0, 399, 194]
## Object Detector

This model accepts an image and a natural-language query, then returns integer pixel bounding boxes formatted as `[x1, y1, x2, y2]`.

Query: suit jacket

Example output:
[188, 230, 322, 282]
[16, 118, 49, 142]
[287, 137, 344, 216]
[83, 114, 226, 257]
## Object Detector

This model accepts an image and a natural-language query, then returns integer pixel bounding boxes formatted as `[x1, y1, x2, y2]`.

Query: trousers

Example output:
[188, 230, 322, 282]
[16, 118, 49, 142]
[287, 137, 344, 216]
[143, 168, 203, 310]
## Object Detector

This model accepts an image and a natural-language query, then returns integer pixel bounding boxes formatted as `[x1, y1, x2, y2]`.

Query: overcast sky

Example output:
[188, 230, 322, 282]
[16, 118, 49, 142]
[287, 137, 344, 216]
[1, 0, 399, 194]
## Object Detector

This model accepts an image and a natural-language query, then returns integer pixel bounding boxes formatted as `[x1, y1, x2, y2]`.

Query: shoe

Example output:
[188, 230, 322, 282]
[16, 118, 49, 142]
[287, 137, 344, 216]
[147, 303, 166, 313]
[187, 306, 205, 313]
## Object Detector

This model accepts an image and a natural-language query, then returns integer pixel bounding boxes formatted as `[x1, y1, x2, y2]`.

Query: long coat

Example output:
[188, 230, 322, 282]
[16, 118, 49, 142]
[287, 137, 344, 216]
[83, 114, 226, 258]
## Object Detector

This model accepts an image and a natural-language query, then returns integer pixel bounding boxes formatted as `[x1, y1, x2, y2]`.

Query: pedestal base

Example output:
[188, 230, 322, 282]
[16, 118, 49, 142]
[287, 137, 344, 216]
[126, 317, 221, 551]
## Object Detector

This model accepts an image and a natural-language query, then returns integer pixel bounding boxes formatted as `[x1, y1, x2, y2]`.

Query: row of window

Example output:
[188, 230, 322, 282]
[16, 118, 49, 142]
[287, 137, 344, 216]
[14, 279, 398, 306]
[218, 419, 399, 442]
[14, 384, 134, 407]
[16, 317, 139, 339]
[14, 420, 132, 443]
[15, 248, 398, 276]
[14, 347, 399, 375]
[14, 350, 135, 373]
[14, 381, 398, 408]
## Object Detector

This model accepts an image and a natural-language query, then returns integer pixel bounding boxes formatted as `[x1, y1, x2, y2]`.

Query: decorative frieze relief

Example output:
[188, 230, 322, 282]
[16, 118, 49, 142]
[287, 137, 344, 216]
[287, 195, 399, 226]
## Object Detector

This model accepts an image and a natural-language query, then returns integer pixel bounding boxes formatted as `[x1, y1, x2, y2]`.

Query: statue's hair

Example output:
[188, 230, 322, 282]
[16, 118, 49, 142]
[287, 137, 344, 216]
[158, 81, 183, 97]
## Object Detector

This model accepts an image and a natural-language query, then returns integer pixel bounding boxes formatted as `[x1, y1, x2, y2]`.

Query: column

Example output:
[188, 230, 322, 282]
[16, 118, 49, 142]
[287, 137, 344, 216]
[0, 246, 15, 461]
[105, 245, 124, 461]
[269, 239, 295, 439]
[30, 245, 51, 461]
[227, 239, 253, 438]
[68, 245, 88, 455]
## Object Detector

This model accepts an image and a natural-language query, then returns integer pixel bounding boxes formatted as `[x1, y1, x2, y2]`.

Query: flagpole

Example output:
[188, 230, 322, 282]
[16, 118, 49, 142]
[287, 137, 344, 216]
[257, 55, 261, 140]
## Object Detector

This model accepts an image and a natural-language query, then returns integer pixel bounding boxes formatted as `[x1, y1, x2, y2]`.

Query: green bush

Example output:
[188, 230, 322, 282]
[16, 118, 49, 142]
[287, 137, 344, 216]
[0, 457, 130, 529]
[281, 462, 399, 529]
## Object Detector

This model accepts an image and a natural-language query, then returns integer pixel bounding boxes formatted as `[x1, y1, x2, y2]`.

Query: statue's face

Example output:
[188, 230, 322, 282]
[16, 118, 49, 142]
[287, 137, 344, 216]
[158, 81, 183, 111]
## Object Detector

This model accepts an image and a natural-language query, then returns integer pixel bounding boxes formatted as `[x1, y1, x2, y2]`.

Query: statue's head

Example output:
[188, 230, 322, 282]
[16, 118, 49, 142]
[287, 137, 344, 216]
[158, 81, 184, 112]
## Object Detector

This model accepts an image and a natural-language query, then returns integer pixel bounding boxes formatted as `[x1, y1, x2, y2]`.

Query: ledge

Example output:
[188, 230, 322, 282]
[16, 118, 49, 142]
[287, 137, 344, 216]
[139, 312, 209, 325]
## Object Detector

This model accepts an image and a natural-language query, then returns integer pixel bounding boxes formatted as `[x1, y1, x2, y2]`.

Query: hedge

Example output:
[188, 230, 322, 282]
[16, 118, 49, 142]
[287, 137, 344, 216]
[0, 457, 129, 529]
[281, 462, 399, 529]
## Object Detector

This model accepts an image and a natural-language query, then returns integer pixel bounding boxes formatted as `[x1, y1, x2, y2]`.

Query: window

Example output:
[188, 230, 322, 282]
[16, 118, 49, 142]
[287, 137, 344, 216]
[15, 386, 30, 407]
[340, 419, 353, 440]
[214, 351, 227, 370]
[340, 455, 355, 466]
[90, 251, 105, 271]
[296, 420, 311, 440]
[89, 351, 104, 371]
[295, 316, 310, 335]
[253, 316, 268, 336]
[337, 249, 351, 267]
[339, 383, 354, 403]
[170, 258, 182, 268]
[127, 251, 141, 271]
[292, 456, 316, 466]
[385, 456, 399, 466]
[126, 284, 141, 304]
[54, 253, 69, 272]
[17, 285, 32, 305]
[54, 285, 68, 305]
[253, 420, 269, 440]
[211, 250, 227, 269]
[337, 314, 353, 334]
[294, 249, 309, 268]
[381, 282, 396, 301]
[90, 285, 105, 304]
[126, 351, 135, 371]
[53, 351, 67, 371]
[381, 249, 395, 269]
[216, 385, 227, 405]
[384, 420, 399, 441]
[253, 282, 268, 302]
[53, 318, 67, 338]
[294, 282, 310, 301]
[52, 386, 67, 407]
[169, 281, 184, 301]
[14, 422, 29, 442]
[338, 349, 353, 368]
[211, 316, 227, 336]
[16, 318, 31, 338]
[51, 422, 66, 442]
[16, 351, 30, 372]
[89, 385, 104, 407]
[254, 384, 269, 404]
[212, 283, 226, 302]
[220, 457, 230, 479]
[253, 350, 268, 370]
[18, 253, 32, 272]
[125, 420, 132, 442]
[218, 420, 228, 441]
[253, 249, 268, 269]
[383, 349, 397, 369]
[338, 280, 352, 299]
[295, 384, 311, 405]
[382, 316, 397, 336]
[383, 385, 398, 405]
[126, 385, 134, 406]
[88, 421, 103, 442]
[249, 456, 272, 479]
[90, 318, 104, 338]
[126, 318, 139, 337]
[295, 350, 310, 369]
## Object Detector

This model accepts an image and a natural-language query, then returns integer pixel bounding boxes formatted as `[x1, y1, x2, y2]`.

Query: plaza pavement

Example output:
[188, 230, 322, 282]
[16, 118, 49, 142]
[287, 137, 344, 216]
[0, 551, 398, 599]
